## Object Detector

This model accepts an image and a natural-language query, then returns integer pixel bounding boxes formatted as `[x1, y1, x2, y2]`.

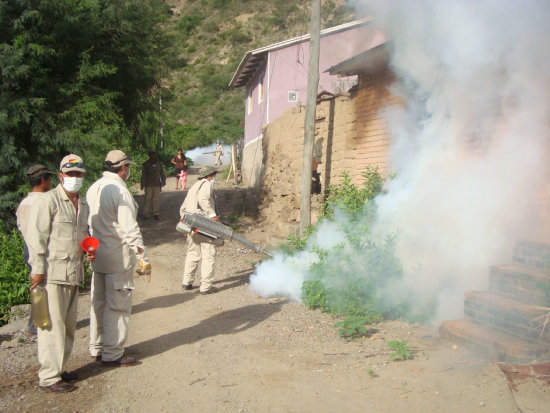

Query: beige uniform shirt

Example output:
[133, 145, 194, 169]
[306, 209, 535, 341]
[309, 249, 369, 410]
[86, 172, 144, 283]
[180, 178, 216, 218]
[27, 184, 89, 285]
[16, 192, 48, 242]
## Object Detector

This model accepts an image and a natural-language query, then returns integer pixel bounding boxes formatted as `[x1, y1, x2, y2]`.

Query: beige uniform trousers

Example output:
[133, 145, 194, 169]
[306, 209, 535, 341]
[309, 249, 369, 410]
[182, 236, 216, 292]
[143, 186, 160, 217]
[89, 269, 133, 361]
[37, 283, 78, 387]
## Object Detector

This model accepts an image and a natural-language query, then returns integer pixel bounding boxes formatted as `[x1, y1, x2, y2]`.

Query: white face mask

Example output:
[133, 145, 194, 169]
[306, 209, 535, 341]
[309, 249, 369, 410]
[62, 176, 83, 193]
[211, 177, 216, 184]
[125, 166, 131, 181]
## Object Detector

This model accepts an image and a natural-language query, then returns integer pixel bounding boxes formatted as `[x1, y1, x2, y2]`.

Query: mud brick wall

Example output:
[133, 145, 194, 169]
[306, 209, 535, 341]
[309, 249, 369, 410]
[490, 265, 550, 307]
[513, 240, 550, 269]
[463, 292, 550, 344]
[257, 66, 399, 235]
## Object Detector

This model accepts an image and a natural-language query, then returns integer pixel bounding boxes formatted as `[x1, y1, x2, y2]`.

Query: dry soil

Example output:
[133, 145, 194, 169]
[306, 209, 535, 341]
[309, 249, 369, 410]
[1, 167, 549, 413]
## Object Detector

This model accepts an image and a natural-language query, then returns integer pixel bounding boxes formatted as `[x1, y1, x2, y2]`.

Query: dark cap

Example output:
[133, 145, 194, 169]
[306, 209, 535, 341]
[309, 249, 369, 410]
[27, 164, 55, 178]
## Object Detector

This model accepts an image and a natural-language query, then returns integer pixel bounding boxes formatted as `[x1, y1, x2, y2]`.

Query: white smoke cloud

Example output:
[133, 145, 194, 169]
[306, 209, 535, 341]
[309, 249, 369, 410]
[356, 0, 550, 321]
[251, 0, 550, 324]
[184, 143, 231, 166]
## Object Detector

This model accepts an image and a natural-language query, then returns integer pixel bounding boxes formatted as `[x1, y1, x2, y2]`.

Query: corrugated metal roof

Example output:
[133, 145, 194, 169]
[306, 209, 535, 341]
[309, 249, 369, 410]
[326, 43, 390, 77]
[228, 18, 373, 88]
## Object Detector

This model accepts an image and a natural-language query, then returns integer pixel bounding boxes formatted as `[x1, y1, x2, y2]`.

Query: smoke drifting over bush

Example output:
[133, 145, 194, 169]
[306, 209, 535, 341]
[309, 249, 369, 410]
[251, 0, 550, 323]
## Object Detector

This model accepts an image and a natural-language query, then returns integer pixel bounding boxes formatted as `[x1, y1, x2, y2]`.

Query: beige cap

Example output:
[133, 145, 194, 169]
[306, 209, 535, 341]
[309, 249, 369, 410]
[198, 166, 217, 179]
[105, 150, 135, 167]
[59, 154, 85, 173]
[27, 164, 55, 178]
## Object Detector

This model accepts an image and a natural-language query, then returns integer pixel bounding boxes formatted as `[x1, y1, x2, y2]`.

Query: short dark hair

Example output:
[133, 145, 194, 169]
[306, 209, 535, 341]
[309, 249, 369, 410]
[103, 161, 123, 173]
[29, 174, 50, 188]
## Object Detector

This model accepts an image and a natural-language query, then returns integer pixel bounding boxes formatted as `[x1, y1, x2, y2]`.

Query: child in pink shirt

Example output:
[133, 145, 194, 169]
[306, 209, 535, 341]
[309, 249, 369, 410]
[178, 169, 187, 190]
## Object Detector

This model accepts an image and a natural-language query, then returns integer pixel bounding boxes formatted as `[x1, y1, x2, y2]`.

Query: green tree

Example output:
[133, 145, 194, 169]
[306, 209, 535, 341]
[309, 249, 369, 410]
[0, 0, 171, 229]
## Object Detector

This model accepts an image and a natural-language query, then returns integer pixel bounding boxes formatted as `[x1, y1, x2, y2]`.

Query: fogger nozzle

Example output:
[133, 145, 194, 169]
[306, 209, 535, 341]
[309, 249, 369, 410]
[182, 213, 272, 257]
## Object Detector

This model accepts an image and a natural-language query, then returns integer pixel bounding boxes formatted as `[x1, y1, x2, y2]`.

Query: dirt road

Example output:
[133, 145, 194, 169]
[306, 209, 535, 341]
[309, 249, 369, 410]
[1, 167, 549, 412]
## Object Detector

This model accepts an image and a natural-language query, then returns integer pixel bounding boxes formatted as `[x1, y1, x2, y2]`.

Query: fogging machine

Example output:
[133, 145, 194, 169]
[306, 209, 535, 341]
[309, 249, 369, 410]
[177, 212, 272, 257]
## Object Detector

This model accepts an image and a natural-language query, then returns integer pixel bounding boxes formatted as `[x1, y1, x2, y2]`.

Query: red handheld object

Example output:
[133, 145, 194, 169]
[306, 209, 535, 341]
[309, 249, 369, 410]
[81, 236, 99, 252]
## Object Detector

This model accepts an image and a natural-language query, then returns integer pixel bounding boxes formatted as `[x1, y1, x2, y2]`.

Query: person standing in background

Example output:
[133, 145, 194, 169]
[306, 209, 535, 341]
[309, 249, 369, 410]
[16, 164, 55, 340]
[171, 148, 187, 190]
[27, 154, 95, 393]
[87, 150, 150, 367]
[214, 141, 224, 166]
[140, 149, 166, 220]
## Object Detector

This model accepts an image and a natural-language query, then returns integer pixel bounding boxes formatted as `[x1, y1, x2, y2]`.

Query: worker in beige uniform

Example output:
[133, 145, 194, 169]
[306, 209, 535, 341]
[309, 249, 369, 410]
[180, 166, 219, 294]
[27, 154, 95, 393]
[214, 141, 224, 166]
[86, 150, 150, 367]
[16, 164, 55, 338]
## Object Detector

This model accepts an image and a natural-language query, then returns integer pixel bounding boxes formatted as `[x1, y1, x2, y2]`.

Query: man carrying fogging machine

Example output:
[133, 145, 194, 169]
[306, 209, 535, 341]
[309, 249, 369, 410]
[178, 166, 272, 294]
[179, 166, 220, 294]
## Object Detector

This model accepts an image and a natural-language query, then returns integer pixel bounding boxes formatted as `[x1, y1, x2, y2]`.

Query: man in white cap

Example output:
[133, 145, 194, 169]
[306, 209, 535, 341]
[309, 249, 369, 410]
[214, 140, 224, 166]
[180, 166, 219, 294]
[27, 154, 95, 393]
[86, 150, 150, 367]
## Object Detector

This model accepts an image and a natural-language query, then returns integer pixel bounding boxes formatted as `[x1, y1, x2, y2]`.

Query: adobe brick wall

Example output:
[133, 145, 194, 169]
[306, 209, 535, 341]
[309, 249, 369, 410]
[257, 66, 399, 235]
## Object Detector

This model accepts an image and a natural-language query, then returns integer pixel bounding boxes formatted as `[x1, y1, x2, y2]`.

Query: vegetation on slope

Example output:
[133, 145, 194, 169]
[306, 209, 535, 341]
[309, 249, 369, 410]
[163, 0, 357, 149]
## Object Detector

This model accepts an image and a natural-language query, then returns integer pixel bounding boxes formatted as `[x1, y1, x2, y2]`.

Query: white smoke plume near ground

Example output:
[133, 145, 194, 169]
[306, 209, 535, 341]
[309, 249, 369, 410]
[251, 0, 550, 324]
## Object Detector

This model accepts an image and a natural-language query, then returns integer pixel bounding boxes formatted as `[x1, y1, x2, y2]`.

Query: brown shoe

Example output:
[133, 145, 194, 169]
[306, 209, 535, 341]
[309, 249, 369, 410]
[101, 355, 141, 367]
[39, 380, 77, 393]
[60, 371, 78, 382]
[91, 355, 102, 362]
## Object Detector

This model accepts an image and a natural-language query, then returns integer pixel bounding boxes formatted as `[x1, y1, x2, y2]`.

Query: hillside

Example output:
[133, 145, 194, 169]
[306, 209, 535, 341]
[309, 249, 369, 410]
[163, 0, 358, 150]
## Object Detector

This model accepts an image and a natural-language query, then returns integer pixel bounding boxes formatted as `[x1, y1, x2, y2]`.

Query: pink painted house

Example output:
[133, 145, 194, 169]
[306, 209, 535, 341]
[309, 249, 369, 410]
[229, 19, 385, 187]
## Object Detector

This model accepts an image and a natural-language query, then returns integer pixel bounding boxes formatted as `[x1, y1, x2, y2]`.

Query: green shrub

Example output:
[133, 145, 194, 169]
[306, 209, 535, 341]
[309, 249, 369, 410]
[322, 167, 384, 218]
[334, 315, 377, 339]
[176, 15, 204, 35]
[0, 228, 29, 326]
[301, 279, 328, 310]
[289, 168, 435, 335]
[388, 340, 412, 360]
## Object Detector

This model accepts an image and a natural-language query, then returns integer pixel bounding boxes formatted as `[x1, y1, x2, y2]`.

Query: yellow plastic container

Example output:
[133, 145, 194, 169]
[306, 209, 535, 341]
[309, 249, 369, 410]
[31, 286, 51, 329]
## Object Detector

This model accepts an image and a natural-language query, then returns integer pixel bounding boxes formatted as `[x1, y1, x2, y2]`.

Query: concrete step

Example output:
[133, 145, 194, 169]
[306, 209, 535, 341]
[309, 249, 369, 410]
[464, 291, 550, 344]
[513, 240, 550, 269]
[489, 264, 550, 306]
[440, 319, 550, 362]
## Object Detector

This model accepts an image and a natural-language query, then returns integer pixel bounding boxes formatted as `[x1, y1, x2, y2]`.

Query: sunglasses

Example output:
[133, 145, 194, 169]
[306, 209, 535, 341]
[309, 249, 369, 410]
[61, 162, 85, 169]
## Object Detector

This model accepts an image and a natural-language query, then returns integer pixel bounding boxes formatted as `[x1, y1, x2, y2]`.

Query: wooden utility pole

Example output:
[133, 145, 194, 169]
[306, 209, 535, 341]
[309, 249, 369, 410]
[300, 0, 321, 234]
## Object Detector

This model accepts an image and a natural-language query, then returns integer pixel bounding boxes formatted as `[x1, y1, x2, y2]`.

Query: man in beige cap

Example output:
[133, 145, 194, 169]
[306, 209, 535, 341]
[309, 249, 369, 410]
[27, 154, 95, 393]
[214, 140, 224, 166]
[16, 164, 55, 339]
[86, 150, 150, 367]
[179, 166, 219, 294]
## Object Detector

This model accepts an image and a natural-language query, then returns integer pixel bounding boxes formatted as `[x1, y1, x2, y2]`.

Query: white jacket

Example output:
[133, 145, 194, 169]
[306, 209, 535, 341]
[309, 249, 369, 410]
[86, 172, 144, 279]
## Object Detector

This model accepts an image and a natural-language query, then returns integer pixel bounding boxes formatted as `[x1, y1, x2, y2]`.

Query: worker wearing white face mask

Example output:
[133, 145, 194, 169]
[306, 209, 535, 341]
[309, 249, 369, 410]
[86, 150, 149, 367]
[27, 154, 95, 393]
